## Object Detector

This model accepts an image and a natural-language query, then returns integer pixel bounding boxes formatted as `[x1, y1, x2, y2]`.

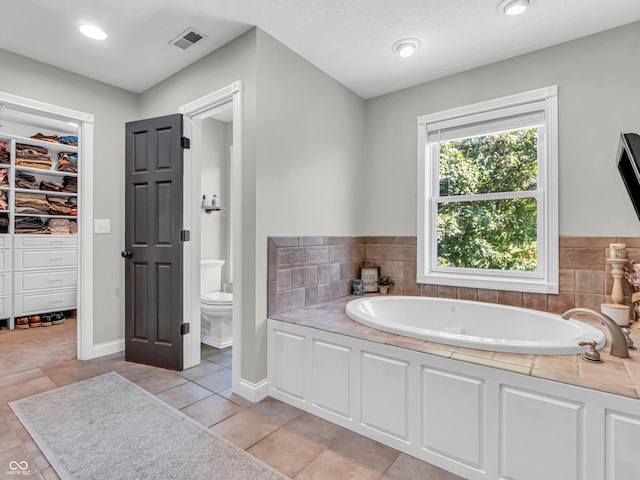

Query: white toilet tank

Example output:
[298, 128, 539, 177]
[201, 259, 225, 294]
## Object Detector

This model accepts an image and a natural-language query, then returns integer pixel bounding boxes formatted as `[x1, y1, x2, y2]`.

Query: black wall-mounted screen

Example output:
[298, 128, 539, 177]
[616, 133, 640, 221]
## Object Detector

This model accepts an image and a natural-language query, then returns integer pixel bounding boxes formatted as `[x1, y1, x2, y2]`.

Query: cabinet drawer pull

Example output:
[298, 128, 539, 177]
[50, 257, 63, 262]
[50, 299, 63, 304]
[49, 278, 63, 283]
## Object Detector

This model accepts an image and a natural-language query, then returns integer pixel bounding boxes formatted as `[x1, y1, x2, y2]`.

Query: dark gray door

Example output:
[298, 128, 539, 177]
[123, 114, 184, 370]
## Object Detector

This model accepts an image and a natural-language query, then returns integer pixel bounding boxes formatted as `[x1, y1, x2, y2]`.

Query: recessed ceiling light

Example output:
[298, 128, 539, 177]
[498, 0, 533, 16]
[79, 24, 107, 40]
[392, 38, 422, 58]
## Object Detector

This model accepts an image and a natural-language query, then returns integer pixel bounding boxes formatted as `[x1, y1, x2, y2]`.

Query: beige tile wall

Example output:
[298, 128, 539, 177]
[267, 236, 639, 315]
[267, 237, 365, 316]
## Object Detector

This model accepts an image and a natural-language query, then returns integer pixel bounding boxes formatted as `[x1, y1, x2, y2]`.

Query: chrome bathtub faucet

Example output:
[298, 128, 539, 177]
[562, 308, 629, 358]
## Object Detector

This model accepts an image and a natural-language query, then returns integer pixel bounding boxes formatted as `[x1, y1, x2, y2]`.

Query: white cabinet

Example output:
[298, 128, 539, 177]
[269, 319, 640, 480]
[0, 235, 11, 324]
[0, 129, 79, 328]
[13, 235, 77, 318]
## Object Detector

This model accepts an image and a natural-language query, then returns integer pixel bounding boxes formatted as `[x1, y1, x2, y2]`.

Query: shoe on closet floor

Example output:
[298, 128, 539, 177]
[15, 317, 29, 329]
[41, 313, 53, 327]
[52, 312, 65, 325]
[29, 315, 41, 327]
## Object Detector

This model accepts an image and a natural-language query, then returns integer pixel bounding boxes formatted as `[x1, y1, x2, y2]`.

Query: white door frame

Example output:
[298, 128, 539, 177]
[179, 82, 244, 394]
[0, 90, 94, 359]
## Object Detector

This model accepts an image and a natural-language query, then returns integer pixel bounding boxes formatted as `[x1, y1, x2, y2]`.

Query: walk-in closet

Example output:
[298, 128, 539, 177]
[0, 106, 79, 332]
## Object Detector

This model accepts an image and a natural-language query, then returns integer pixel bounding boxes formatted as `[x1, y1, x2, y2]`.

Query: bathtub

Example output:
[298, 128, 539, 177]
[345, 296, 605, 354]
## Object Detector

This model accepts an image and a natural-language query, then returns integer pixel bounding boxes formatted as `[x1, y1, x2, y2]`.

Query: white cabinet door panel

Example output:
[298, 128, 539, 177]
[500, 387, 585, 480]
[272, 329, 305, 400]
[361, 351, 409, 440]
[606, 411, 640, 480]
[311, 339, 352, 418]
[422, 367, 485, 469]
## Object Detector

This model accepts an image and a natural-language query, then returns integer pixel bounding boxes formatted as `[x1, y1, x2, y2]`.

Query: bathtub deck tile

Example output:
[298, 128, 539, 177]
[451, 353, 532, 375]
[413, 344, 455, 358]
[531, 368, 586, 386]
[362, 330, 398, 343]
[492, 352, 535, 368]
[453, 347, 494, 360]
[576, 355, 637, 397]
[570, 373, 638, 398]
[532, 354, 579, 377]
[623, 357, 640, 397]
[387, 338, 454, 358]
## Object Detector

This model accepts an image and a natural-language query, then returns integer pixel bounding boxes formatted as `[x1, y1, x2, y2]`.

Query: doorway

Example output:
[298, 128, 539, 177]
[0, 90, 94, 361]
[180, 82, 244, 396]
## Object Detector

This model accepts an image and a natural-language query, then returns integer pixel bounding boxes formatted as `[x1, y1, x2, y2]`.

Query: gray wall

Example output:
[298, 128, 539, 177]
[200, 117, 229, 276]
[363, 21, 640, 237]
[139, 28, 365, 383]
[250, 30, 365, 380]
[0, 48, 140, 345]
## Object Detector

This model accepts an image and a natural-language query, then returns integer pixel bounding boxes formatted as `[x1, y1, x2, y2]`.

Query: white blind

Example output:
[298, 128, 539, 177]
[426, 102, 545, 143]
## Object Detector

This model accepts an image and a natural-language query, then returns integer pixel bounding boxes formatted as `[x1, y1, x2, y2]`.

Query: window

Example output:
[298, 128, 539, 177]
[417, 86, 558, 294]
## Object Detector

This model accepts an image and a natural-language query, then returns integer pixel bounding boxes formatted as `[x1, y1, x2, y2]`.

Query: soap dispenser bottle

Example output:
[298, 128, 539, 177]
[212, 195, 219, 208]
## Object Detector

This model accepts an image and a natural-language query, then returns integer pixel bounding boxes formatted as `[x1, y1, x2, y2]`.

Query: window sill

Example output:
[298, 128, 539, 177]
[417, 273, 559, 295]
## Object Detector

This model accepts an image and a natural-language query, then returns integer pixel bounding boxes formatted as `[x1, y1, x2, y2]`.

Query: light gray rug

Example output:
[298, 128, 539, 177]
[10, 372, 286, 480]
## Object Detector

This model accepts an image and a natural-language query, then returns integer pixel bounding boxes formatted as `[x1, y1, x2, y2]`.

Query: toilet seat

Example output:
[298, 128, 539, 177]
[201, 291, 233, 306]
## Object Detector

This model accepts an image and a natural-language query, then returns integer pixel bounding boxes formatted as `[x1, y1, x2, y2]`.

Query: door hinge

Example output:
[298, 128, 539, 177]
[180, 230, 190, 242]
[180, 323, 190, 335]
[181, 136, 191, 149]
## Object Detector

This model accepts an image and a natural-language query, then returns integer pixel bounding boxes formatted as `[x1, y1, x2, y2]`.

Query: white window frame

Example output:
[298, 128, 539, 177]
[417, 86, 559, 294]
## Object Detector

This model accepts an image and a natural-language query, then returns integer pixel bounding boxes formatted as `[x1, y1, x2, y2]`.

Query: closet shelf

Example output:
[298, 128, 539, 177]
[14, 214, 77, 219]
[10, 134, 78, 153]
[14, 188, 77, 197]
[15, 166, 77, 178]
[201, 205, 226, 212]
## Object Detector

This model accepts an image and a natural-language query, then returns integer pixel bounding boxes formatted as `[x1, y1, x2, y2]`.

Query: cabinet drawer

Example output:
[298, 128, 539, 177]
[0, 250, 11, 272]
[0, 295, 10, 318]
[14, 270, 77, 293]
[14, 249, 77, 270]
[0, 235, 12, 249]
[14, 290, 77, 316]
[15, 235, 77, 249]
[0, 272, 10, 295]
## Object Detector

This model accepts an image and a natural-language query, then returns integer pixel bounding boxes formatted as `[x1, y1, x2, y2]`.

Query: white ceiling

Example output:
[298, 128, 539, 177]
[1, 0, 640, 99]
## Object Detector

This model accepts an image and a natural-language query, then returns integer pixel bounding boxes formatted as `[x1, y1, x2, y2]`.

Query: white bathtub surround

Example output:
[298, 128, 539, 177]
[346, 296, 605, 355]
[268, 297, 640, 480]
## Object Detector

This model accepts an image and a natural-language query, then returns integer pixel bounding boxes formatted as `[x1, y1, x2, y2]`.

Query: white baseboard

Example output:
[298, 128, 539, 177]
[89, 338, 125, 359]
[202, 336, 233, 350]
[235, 378, 270, 403]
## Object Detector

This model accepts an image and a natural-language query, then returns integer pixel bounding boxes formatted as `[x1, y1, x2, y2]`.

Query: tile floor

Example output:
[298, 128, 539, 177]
[0, 320, 464, 479]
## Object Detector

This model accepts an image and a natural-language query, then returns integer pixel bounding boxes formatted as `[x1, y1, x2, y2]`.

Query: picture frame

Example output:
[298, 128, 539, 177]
[360, 266, 380, 293]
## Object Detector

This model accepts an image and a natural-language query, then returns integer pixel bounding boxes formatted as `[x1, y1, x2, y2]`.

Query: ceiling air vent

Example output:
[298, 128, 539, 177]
[170, 28, 206, 50]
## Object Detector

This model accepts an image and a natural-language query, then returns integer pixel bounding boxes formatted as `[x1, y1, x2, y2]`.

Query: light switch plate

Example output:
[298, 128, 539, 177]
[94, 219, 111, 234]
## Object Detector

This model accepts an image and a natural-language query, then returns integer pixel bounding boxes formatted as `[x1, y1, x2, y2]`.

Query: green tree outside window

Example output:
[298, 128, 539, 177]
[436, 128, 538, 271]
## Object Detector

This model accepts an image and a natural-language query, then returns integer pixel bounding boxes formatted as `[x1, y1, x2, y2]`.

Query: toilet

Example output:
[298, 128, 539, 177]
[200, 259, 233, 349]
